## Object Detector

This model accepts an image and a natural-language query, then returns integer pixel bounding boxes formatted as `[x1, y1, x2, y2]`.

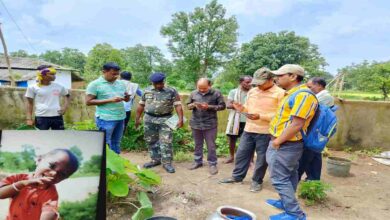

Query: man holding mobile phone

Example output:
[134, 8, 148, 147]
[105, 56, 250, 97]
[219, 67, 284, 192]
[85, 62, 130, 154]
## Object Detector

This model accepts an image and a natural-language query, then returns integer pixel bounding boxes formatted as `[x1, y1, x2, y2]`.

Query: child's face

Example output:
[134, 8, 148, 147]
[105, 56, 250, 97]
[33, 151, 73, 185]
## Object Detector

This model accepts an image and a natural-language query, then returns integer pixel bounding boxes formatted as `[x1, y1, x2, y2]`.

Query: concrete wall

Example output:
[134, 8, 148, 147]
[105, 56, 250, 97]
[0, 87, 389, 150]
[0, 87, 94, 129]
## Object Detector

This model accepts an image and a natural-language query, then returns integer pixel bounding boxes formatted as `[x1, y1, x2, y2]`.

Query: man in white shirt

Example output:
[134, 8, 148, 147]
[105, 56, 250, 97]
[25, 65, 70, 130]
[120, 71, 143, 133]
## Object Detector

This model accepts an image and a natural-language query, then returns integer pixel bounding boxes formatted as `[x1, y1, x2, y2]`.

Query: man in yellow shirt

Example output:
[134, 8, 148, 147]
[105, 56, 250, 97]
[219, 68, 284, 192]
[266, 64, 318, 220]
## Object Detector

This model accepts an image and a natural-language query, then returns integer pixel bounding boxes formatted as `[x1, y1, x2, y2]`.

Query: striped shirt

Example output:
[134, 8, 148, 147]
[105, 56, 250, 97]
[86, 76, 126, 121]
[269, 84, 318, 141]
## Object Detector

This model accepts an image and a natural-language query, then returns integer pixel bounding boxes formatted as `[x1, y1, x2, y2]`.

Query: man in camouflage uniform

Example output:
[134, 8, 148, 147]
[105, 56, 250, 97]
[135, 72, 184, 173]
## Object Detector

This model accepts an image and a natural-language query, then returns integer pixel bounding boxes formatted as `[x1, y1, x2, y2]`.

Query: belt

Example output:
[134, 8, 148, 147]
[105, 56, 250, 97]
[145, 112, 172, 117]
[270, 136, 303, 143]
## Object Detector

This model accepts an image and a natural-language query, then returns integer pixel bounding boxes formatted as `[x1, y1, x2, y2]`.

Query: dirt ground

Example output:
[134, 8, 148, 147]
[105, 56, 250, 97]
[116, 150, 390, 220]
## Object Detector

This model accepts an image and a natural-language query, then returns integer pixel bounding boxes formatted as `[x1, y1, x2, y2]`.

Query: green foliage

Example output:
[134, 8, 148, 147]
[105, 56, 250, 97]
[0, 145, 36, 172]
[121, 44, 173, 86]
[84, 43, 125, 82]
[59, 193, 98, 220]
[298, 180, 332, 206]
[340, 60, 390, 100]
[172, 128, 194, 152]
[215, 133, 230, 156]
[78, 155, 102, 175]
[40, 48, 87, 72]
[357, 147, 383, 157]
[132, 192, 153, 220]
[173, 151, 193, 162]
[237, 31, 329, 79]
[161, 0, 238, 81]
[10, 49, 38, 58]
[121, 121, 146, 151]
[106, 147, 160, 219]
[67, 120, 97, 130]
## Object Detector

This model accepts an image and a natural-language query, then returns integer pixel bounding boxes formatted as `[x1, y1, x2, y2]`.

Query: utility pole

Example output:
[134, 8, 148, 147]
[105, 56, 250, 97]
[0, 23, 16, 86]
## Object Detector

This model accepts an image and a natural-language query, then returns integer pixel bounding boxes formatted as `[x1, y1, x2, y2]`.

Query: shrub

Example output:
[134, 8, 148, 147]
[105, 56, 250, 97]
[59, 193, 98, 220]
[298, 180, 332, 206]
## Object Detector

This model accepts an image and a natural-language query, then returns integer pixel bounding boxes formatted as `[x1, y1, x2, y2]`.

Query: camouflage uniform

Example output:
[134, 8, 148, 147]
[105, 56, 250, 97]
[139, 86, 181, 164]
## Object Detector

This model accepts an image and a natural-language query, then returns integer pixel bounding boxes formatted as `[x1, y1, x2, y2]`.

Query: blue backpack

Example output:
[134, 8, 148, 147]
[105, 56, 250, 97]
[288, 89, 338, 153]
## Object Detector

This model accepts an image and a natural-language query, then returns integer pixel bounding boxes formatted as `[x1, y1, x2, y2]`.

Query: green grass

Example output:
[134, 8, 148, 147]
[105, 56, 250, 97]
[332, 91, 384, 101]
[174, 151, 193, 162]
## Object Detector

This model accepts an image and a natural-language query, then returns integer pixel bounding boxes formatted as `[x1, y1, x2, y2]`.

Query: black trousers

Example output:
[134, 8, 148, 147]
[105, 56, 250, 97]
[35, 116, 64, 130]
[298, 148, 322, 181]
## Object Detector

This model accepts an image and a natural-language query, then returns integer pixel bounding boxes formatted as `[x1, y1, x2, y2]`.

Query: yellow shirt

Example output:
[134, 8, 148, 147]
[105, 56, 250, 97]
[269, 84, 318, 141]
[242, 85, 285, 134]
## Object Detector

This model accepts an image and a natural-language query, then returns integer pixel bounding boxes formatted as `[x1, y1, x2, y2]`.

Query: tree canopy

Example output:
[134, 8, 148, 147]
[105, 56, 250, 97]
[161, 0, 238, 82]
[236, 31, 330, 79]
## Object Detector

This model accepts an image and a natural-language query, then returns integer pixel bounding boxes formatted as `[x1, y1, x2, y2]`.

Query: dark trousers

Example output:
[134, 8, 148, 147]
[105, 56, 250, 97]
[123, 111, 131, 133]
[192, 127, 218, 166]
[35, 116, 64, 130]
[232, 132, 270, 183]
[298, 148, 322, 181]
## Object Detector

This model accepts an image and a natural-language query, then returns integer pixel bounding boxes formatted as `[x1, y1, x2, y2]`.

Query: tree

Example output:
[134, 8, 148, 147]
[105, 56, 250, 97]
[39, 48, 86, 72]
[80, 155, 102, 174]
[40, 50, 63, 65]
[60, 48, 87, 71]
[84, 43, 124, 82]
[121, 44, 172, 86]
[161, 0, 238, 82]
[341, 60, 390, 100]
[9, 49, 38, 58]
[237, 31, 329, 79]
[69, 146, 83, 164]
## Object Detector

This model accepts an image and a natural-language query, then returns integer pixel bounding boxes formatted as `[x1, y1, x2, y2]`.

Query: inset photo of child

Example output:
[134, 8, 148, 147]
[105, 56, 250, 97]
[0, 130, 105, 220]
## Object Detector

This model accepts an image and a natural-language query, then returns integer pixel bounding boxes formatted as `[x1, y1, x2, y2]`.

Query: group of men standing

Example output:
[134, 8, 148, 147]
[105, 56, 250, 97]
[24, 61, 334, 220]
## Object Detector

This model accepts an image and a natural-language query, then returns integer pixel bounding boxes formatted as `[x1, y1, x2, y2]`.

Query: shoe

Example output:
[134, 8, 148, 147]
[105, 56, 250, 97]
[266, 199, 285, 210]
[218, 177, 242, 184]
[163, 164, 175, 173]
[249, 181, 262, 192]
[143, 160, 161, 168]
[188, 163, 203, 170]
[269, 212, 306, 220]
[209, 165, 218, 175]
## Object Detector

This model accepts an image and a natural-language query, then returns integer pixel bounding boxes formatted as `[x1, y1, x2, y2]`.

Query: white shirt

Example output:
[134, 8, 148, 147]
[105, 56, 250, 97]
[25, 82, 69, 117]
[316, 89, 334, 107]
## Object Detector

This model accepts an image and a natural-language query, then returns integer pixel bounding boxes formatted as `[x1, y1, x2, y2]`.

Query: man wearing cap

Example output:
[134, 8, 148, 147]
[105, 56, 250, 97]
[25, 65, 70, 130]
[86, 62, 130, 154]
[224, 75, 252, 164]
[187, 78, 226, 175]
[120, 71, 143, 133]
[135, 72, 184, 173]
[266, 64, 318, 220]
[219, 68, 284, 192]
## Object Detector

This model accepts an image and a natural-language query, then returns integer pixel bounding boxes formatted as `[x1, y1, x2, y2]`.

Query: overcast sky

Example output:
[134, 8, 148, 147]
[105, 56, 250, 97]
[1, 0, 389, 74]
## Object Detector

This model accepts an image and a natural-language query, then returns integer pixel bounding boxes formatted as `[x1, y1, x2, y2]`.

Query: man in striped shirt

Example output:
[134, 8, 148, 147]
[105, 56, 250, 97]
[266, 64, 318, 220]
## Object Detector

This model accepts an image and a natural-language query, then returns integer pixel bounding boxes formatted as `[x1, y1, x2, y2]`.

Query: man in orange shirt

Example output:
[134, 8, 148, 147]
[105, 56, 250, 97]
[219, 68, 284, 192]
[0, 149, 79, 220]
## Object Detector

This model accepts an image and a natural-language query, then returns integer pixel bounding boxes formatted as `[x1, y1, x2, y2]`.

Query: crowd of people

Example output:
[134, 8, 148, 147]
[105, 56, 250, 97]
[23, 62, 335, 220]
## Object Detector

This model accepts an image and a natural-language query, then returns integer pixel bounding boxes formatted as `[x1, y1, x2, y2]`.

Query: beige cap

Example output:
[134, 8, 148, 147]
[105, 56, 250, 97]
[251, 67, 273, 85]
[271, 64, 305, 76]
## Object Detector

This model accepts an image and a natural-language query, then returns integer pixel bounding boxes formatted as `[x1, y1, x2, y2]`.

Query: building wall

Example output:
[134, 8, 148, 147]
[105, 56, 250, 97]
[0, 87, 389, 150]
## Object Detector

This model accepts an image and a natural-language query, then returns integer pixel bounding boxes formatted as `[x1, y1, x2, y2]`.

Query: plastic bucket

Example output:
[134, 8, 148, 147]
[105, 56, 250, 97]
[326, 156, 351, 177]
[206, 206, 257, 220]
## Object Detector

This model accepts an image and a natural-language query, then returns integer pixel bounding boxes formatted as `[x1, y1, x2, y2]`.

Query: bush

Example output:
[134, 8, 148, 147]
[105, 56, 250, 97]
[59, 193, 98, 220]
[298, 180, 332, 206]
[121, 121, 146, 151]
